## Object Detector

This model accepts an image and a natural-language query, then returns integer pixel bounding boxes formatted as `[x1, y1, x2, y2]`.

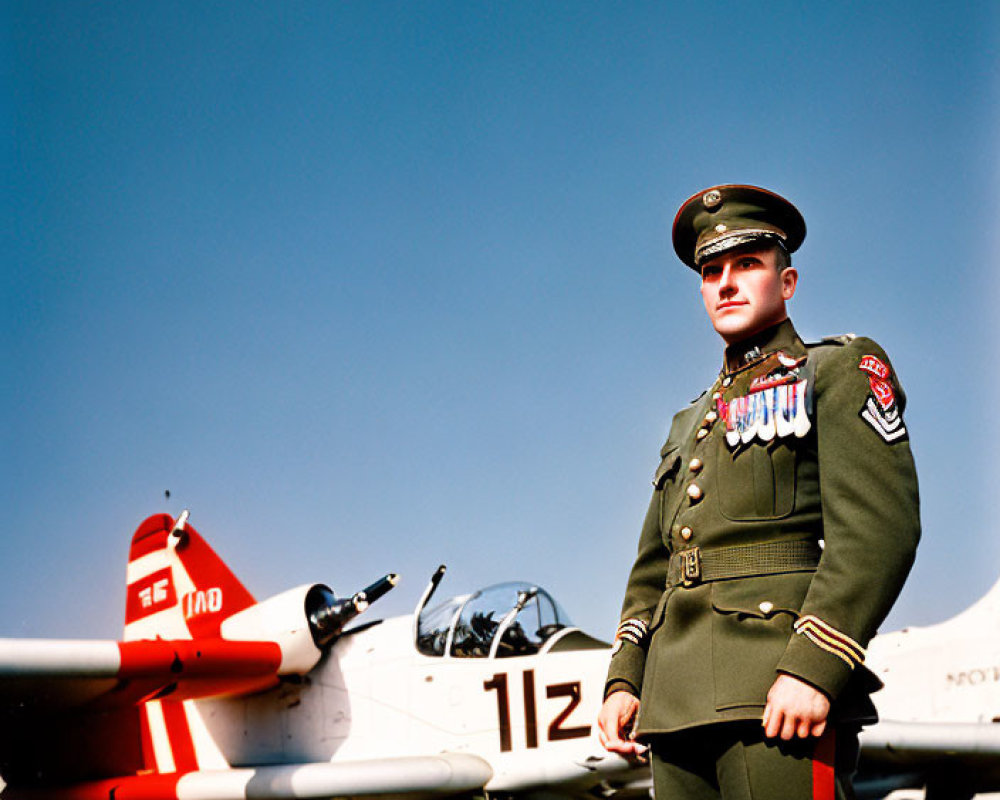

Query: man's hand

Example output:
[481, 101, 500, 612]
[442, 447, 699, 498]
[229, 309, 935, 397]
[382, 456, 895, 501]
[597, 691, 646, 757]
[762, 673, 830, 740]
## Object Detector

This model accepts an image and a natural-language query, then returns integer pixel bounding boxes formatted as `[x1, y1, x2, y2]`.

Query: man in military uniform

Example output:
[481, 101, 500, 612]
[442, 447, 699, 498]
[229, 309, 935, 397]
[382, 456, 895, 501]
[597, 185, 920, 798]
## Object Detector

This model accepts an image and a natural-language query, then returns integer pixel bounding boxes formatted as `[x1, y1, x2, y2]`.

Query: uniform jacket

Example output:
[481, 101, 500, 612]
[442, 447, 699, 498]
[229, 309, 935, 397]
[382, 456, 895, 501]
[605, 318, 920, 736]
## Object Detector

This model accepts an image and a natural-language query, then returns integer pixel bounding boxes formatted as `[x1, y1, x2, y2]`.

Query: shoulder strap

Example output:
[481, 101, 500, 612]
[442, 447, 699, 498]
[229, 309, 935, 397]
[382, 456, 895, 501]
[801, 334, 853, 414]
[811, 333, 856, 347]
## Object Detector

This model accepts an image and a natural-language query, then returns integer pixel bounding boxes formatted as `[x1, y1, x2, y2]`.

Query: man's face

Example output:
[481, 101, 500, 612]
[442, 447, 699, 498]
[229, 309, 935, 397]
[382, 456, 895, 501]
[698, 246, 798, 345]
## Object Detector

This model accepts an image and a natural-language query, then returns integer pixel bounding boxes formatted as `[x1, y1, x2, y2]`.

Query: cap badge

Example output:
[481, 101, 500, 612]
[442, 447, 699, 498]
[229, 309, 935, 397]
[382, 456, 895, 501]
[714, 223, 727, 233]
[702, 189, 722, 210]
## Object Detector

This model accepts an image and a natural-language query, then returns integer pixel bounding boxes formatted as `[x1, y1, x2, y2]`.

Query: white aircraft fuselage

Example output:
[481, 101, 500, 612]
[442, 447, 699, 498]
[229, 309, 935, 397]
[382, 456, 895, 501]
[1, 512, 998, 800]
[192, 614, 621, 793]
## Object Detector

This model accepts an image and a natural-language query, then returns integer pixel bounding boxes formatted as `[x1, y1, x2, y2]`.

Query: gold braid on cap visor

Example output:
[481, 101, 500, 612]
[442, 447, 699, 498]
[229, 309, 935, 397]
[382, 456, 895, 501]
[695, 230, 787, 267]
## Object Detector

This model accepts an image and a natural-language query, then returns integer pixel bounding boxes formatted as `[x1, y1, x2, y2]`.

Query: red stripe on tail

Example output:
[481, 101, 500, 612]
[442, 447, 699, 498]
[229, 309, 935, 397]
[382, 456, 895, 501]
[124, 514, 257, 638]
[126, 567, 178, 624]
[128, 515, 175, 563]
[173, 521, 256, 638]
[139, 708, 156, 774]
[160, 702, 198, 772]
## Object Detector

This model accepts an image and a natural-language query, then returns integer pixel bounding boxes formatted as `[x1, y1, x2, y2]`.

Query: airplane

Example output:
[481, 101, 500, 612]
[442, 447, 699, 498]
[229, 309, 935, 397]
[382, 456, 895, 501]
[0, 511, 998, 800]
[0, 511, 644, 800]
[857, 578, 1000, 799]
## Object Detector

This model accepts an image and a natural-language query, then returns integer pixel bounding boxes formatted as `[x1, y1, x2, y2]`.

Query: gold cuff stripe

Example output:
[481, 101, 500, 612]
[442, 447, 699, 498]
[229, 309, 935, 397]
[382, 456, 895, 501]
[793, 616, 865, 666]
[615, 618, 649, 644]
[616, 626, 647, 642]
[794, 615, 865, 661]
[794, 620, 863, 665]
[795, 626, 856, 667]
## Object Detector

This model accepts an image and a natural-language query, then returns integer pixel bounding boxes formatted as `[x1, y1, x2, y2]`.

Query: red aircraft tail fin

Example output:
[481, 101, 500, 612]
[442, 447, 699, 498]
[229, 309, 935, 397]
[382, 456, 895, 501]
[124, 511, 256, 641]
[123, 512, 265, 775]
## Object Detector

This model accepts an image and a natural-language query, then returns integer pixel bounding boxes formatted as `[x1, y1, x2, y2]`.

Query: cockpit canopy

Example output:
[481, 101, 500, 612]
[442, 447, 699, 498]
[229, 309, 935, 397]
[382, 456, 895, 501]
[417, 581, 573, 658]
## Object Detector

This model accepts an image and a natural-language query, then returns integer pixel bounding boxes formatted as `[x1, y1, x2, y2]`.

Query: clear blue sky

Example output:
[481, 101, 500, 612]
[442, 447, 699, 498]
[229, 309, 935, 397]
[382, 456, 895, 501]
[4, 2, 998, 640]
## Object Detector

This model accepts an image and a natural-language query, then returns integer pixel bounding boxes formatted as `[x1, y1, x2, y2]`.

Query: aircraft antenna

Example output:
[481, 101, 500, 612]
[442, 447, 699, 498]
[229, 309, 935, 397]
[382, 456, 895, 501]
[412, 565, 447, 644]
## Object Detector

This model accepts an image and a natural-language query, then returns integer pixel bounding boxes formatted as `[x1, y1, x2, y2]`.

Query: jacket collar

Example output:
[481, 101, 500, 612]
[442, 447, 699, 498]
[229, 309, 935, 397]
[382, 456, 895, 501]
[722, 318, 806, 376]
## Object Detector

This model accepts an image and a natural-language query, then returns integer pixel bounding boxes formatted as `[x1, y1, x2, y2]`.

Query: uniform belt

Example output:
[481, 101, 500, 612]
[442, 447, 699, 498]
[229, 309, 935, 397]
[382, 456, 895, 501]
[667, 540, 821, 587]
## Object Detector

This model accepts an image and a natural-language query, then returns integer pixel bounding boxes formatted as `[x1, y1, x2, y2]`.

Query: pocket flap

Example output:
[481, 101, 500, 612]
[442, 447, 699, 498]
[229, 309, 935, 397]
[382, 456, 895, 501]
[649, 587, 674, 634]
[652, 446, 681, 489]
[710, 573, 812, 619]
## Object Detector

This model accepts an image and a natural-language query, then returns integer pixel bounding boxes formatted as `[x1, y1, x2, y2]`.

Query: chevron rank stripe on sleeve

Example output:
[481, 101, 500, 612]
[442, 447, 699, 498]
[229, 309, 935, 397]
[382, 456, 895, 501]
[793, 615, 866, 667]
[615, 618, 649, 648]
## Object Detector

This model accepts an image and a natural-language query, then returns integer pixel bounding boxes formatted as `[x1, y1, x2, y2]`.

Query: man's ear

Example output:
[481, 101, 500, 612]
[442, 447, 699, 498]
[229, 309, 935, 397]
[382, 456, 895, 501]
[780, 267, 798, 301]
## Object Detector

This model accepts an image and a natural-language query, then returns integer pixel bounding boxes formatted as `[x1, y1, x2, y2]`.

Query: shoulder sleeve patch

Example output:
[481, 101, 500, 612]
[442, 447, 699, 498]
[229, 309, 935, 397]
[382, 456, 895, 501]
[858, 353, 908, 442]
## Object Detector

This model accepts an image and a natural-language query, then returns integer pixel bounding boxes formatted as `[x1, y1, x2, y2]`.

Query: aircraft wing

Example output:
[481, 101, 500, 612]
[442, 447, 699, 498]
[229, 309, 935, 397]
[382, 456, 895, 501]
[0, 637, 283, 712]
[861, 719, 1000, 759]
[2, 755, 494, 800]
[860, 719, 1000, 766]
[0, 637, 291, 785]
[858, 720, 1000, 795]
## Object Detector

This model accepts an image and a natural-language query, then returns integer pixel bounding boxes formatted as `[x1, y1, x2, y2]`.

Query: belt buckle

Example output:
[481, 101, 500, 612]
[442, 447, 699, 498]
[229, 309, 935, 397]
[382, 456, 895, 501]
[681, 547, 702, 586]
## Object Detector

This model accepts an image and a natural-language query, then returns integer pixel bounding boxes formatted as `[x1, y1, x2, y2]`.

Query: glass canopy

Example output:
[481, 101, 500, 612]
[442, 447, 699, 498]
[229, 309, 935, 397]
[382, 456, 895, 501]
[416, 581, 573, 658]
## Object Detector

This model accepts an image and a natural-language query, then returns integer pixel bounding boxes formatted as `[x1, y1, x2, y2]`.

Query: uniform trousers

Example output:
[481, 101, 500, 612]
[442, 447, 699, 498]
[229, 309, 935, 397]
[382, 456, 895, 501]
[649, 722, 859, 800]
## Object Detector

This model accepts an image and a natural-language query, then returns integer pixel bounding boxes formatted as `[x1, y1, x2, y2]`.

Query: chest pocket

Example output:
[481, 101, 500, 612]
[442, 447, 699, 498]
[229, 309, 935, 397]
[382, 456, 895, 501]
[715, 437, 797, 521]
[652, 444, 681, 490]
[653, 444, 683, 533]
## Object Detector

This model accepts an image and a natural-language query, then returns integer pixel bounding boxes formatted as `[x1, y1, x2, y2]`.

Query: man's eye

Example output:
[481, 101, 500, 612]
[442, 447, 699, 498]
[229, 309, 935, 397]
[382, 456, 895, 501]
[702, 266, 721, 279]
[737, 258, 757, 269]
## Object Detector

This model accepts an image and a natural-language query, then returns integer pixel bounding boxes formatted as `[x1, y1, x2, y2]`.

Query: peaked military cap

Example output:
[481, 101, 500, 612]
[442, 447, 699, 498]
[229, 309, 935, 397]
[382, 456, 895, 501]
[672, 184, 806, 271]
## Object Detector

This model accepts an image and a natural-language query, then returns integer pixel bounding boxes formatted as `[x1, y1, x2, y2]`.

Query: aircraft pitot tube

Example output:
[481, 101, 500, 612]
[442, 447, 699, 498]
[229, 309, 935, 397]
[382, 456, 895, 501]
[307, 573, 399, 648]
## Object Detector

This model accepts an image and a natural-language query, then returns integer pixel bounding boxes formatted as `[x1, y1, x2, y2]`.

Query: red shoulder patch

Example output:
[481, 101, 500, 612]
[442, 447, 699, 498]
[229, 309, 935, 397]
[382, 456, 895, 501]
[857, 353, 907, 443]
[858, 355, 895, 410]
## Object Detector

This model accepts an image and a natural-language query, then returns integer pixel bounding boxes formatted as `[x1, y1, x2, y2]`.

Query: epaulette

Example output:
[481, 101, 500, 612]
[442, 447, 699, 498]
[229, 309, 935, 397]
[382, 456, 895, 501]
[799, 335, 857, 414]
[806, 333, 856, 348]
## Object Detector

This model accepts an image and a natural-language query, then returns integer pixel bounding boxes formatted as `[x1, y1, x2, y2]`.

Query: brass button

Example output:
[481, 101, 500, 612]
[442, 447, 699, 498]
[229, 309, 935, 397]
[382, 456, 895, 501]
[712, 391, 722, 401]
[680, 526, 693, 541]
[687, 483, 703, 502]
[704, 410, 718, 424]
[722, 376, 732, 387]
[689, 458, 703, 473]
[758, 601, 774, 614]
[696, 428, 708, 441]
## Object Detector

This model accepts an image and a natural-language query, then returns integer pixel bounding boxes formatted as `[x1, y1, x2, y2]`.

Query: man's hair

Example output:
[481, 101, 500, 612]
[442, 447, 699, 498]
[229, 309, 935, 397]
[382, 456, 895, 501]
[774, 244, 791, 271]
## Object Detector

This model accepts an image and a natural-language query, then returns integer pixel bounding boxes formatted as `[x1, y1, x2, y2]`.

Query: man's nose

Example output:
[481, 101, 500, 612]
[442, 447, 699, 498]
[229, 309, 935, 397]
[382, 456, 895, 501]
[718, 264, 736, 292]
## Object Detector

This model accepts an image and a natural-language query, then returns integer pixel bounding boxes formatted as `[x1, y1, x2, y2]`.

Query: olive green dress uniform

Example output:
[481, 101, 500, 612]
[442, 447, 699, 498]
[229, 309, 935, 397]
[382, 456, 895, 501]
[605, 185, 920, 799]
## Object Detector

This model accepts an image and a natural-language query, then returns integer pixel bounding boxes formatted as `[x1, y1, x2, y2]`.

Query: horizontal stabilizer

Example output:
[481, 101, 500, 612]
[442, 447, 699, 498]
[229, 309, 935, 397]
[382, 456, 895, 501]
[0, 638, 282, 712]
